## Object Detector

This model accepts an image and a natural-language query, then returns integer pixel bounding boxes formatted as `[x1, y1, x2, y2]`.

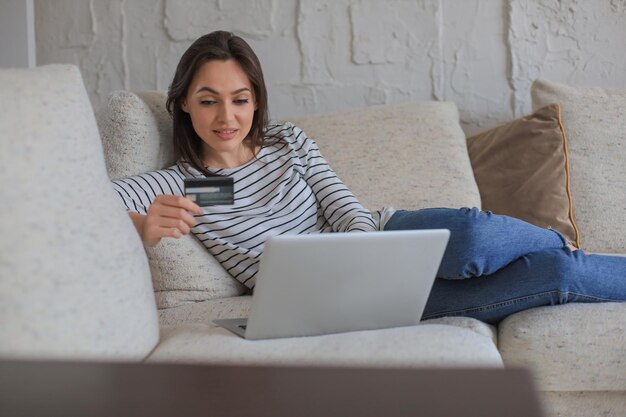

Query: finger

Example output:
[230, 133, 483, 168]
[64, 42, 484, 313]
[151, 205, 197, 228]
[141, 222, 181, 246]
[152, 217, 192, 235]
[147, 220, 188, 238]
[162, 227, 182, 239]
[184, 196, 204, 215]
[156, 194, 203, 215]
[145, 226, 181, 240]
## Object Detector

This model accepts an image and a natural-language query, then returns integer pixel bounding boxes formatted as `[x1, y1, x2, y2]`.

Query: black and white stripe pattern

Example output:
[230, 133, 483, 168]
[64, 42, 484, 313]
[112, 123, 378, 288]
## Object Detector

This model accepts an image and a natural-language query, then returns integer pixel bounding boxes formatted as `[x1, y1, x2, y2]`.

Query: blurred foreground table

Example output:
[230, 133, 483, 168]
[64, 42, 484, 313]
[0, 360, 544, 417]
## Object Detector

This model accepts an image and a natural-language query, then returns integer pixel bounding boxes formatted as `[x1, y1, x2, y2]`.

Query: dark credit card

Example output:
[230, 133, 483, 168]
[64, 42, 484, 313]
[184, 177, 234, 207]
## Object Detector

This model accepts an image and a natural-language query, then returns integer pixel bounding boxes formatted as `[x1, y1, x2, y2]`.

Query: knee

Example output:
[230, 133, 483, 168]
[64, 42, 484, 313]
[447, 207, 491, 255]
[438, 208, 505, 279]
[385, 207, 484, 234]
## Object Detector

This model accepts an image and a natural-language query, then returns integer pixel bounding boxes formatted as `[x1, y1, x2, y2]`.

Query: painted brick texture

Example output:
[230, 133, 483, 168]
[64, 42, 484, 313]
[35, 0, 626, 135]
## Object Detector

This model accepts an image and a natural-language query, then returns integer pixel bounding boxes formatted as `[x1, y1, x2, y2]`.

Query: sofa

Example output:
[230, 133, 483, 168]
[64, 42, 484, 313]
[0, 64, 624, 417]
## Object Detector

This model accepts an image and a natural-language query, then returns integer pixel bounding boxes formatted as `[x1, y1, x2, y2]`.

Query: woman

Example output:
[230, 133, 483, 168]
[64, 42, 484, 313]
[113, 31, 626, 324]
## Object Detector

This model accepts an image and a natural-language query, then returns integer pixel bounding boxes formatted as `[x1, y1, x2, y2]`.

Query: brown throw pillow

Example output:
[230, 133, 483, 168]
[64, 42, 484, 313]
[467, 104, 580, 247]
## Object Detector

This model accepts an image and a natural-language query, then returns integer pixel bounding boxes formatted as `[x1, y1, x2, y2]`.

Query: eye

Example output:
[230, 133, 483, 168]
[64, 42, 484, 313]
[200, 99, 217, 106]
[234, 99, 249, 105]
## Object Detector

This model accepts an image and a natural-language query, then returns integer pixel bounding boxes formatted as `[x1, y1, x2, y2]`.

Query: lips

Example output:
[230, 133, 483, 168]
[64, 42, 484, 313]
[213, 129, 239, 140]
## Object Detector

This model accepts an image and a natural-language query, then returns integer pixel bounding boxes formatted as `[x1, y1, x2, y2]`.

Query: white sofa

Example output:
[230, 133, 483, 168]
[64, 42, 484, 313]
[1, 65, 624, 417]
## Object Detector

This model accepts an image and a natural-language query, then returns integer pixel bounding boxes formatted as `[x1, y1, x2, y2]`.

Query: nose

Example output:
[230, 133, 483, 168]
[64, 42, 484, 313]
[218, 102, 234, 123]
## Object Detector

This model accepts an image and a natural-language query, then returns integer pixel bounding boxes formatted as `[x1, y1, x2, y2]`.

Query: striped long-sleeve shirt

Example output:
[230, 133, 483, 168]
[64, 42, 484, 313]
[112, 123, 388, 289]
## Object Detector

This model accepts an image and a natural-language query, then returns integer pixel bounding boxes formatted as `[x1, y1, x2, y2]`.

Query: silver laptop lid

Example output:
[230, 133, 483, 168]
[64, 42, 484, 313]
[244, 229, 449, 340]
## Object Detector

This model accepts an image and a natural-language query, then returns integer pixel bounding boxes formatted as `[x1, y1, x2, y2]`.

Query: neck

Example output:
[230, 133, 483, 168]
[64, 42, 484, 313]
[203, 143, 257, 169]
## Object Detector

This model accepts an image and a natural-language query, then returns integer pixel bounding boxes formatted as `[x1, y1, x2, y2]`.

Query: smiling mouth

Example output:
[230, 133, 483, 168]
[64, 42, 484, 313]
[213, 129, 239, 139]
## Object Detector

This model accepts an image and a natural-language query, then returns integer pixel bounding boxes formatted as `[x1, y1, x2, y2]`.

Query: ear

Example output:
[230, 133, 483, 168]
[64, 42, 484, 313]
[181, 99, 189, 113]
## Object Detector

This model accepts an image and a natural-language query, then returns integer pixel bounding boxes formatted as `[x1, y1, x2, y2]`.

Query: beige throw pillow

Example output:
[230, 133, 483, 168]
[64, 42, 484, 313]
[532, 80, 626, 253]
[467, 104, 579, 246]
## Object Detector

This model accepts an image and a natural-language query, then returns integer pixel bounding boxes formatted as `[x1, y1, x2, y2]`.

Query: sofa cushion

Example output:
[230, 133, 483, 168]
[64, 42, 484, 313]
[532, 79, 626, 253]
[291, 102, 481, 211]
[148, 323, 502, 368]
[98, 90, 175, 180]
[467, 104, 579, 246]
[97, 91, 246, 309]
[148, 236, 246, 309]
[498, 303, 626, 391]
[540, 392, 626, 417]
[0, 65, 159, 360]
[158, 296, 253, 327]
[157, 295, 498, 346]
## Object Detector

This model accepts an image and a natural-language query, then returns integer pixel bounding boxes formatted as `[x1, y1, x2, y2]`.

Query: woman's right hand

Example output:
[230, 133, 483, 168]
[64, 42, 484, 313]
[129, 195, 203, 247]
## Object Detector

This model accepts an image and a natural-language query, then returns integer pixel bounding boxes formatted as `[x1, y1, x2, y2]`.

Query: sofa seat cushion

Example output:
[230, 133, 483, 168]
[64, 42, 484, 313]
[498, 303, 626, 391]
[148, 322, 502, 368]
[540, 392, 626, 417]
[157, 295, 498, 345]
[154, 295, 500, 367]
[157, 296, 253, 327]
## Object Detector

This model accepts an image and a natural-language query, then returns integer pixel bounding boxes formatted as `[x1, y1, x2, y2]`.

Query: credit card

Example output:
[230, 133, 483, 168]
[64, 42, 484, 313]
[184, 177, 234, 207]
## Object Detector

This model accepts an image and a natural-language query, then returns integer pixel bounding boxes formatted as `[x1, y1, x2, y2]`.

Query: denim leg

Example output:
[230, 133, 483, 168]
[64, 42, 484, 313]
[422, 248, 626, 325]
[384, 208, 567, 279]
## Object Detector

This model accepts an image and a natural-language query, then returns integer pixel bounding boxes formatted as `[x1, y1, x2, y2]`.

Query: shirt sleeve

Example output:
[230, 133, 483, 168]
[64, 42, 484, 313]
[291, 124, 378, 233]
[110, 167, 186, 214]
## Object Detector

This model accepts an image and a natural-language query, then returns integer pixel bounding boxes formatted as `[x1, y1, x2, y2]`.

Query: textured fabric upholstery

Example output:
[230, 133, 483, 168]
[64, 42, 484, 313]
[0, 65, 159, 360]
[498, 302, 626, 391]
[97, 91, 246, 309]
[98, 90, 175, 180]
[291, 103, 481, 212]
[157, 295, 498, 345]
[540, 392, 626, 417]
[148, 323, 502, 368]
[532, 79, 626, 253]
[147, 236, 246, 309]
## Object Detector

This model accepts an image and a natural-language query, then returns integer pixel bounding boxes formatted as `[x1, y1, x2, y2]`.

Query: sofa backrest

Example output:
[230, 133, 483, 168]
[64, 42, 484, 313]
[99, 91, 480, 212]
[532, 79, 626, 253]
[290, 103, 480, 211]
[99, 91, 176, 180]
[0, 65, 159, 360]
[97, 91, 481, 310]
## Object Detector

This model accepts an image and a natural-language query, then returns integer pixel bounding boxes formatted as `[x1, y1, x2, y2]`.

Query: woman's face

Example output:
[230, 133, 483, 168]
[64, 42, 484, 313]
[182, 59, 256, 168]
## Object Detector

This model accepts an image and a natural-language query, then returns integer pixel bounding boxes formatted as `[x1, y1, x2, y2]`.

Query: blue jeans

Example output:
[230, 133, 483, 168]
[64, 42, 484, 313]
[384, 207, 626, 324]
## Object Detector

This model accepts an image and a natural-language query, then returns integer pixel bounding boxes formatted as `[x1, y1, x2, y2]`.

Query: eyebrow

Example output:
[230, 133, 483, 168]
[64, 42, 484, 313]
[194, 86, 251, 95]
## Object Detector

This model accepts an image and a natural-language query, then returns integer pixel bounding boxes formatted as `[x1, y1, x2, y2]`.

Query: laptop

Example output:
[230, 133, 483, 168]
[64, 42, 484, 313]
[213, 229, 450, 340]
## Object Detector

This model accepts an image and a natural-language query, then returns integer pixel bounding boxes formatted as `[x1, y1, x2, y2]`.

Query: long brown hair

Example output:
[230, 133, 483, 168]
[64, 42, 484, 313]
[166, 31, 269, 175]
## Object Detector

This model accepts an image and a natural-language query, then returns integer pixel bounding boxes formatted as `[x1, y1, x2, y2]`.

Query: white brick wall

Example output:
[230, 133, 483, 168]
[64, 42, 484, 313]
[35, 0, 626, 135]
